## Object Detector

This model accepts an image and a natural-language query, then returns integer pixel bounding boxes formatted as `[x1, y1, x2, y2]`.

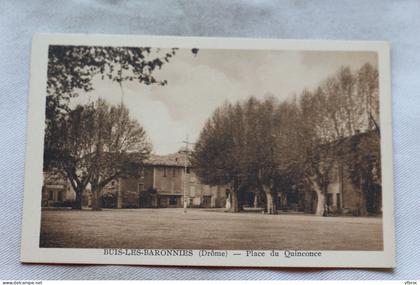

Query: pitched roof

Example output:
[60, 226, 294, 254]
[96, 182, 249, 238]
[145, 152, 190, 167]
[318, 130, 380, 157]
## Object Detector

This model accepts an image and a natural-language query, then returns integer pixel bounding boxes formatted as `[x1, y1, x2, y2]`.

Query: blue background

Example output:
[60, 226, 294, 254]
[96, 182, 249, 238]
[0, 0, 419, 280]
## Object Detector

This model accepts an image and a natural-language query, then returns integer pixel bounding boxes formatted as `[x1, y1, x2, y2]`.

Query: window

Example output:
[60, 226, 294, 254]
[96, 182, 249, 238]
[58, 191, 64, 202]
[138, 183, 144, 193]
[330, 165, 338, 181]
[163, 167, 167, 177]
[169, 196, 177, 205]
[326, 193, 333, 206]
[338, 164, 343, 180]
[186, 167, 190, 174]
[336, 193, 341, 209]
[111, 181, 115, 186]
[172, 168, 176, 177]
[334, 166, 339, 181]
[48, 190, 54, 200]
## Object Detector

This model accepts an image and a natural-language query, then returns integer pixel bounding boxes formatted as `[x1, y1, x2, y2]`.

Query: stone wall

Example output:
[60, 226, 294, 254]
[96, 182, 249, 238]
[153, 166, 183, 195]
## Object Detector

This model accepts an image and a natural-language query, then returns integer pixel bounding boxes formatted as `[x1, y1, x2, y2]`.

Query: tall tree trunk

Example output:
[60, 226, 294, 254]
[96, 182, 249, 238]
[73, 187, 83, 210]
[90, 181, 102, 211]
[307, 175, 327, 216]
[312, 181, 325, 216]
[253, 192, 259, 208]
[91, 185, 102, 211]
[91, 190, 101, 211]
[225, 193, 231, 210]
[238, 186, 245, 211]
[359, 192, 368, 216]
[358, 180, 368, 216]
[263, 185, 277, 214]
[229, 190, 240, 212]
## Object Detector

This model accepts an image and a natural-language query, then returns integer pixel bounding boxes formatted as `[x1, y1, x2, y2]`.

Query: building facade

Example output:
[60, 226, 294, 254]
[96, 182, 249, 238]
[42, 153, 227, 209]
[277, 132, 382, 216]
[42, 172, 75, 207]
[99, 153, 228, 209]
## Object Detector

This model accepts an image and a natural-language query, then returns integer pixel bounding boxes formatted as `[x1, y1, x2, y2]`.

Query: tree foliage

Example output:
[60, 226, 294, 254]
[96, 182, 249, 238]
[46, 46, 180, 121]
[192, 63, 381, 215]
[44, 45, 198, 209]
[45, 99, 151, 209]
[292, 63, 380, 216]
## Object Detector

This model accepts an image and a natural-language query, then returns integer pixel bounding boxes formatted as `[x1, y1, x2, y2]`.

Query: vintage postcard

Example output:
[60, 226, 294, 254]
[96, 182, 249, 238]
[21, 33, 395, 268]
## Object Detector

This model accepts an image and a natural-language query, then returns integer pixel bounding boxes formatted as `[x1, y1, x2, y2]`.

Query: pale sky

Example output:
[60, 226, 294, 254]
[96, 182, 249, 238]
[70, 48, 377, 155]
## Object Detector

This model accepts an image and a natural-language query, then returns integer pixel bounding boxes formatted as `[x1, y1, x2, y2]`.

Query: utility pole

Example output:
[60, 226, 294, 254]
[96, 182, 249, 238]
[182, 135, 193, 214]
[119, 80, 125, 106]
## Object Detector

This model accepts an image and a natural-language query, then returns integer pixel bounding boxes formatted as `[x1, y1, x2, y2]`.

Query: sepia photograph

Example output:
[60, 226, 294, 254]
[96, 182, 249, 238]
[21, 34, 394, 267]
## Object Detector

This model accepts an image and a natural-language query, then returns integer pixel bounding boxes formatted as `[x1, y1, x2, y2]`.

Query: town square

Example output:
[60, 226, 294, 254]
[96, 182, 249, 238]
[40, 208, 383, 250]
[38, 43, 384, 252]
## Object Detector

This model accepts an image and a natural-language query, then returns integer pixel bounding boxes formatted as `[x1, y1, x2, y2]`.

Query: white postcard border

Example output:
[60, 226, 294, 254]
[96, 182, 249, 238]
[20, 33, 395, 268]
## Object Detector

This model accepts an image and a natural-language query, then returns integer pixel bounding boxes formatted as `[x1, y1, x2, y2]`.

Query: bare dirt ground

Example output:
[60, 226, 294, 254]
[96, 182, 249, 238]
[40, 208, 383, 250]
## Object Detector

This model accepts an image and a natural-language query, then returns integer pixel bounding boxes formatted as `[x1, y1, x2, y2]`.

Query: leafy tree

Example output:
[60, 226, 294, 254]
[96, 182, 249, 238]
[45, 45, 179, 139]
[292, 64, 380, 216]
[46, 46, 199, 111]
[45, 46, 197, 166]
[191, 102, 246, 212]
[192, 97, 282, 213]
[45, 99, 150, 209]
[344, 132, 381, 215]
[276, 90, 338, 216]
[44, 46, 198, 208]
[44, 46, 170, 177]
[271, 99, 308, 211]
[245, 97, 281, 214]
[193, 63, 380, 216]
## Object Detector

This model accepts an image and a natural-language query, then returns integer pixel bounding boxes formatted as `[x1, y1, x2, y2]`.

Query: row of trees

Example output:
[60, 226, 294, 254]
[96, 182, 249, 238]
[44, 46, 197, 209]
[191, 63, 381, 216]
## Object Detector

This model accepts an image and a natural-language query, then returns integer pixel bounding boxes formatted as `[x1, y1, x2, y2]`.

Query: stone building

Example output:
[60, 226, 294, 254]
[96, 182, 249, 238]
[321, 131, 381, 216]
[134, 153, 226, 208]
[279, 131, 382, 216]
[41, 172, 75, 207]
[42, 152, 227, 209]
[232, 131, 382, 216]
